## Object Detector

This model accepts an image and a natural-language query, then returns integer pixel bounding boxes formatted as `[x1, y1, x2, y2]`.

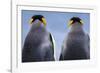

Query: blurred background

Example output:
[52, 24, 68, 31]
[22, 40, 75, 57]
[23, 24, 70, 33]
[22, 10, 90, 61]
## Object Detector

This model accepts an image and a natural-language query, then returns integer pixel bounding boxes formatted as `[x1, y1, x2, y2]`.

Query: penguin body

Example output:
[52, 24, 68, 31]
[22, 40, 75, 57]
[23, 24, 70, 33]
[22, 15, 55, 62]
[60, 17, 90, 60]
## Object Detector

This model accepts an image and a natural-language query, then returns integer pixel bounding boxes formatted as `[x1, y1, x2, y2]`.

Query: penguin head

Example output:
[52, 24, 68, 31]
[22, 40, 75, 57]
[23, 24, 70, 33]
[29, 15, 46, 27]
[68, 17, 83, 27]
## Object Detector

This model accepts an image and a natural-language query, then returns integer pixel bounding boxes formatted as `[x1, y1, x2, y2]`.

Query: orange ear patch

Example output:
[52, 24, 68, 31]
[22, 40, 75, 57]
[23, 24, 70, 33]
[29, 18, 34, 25]
[42, 18, 46, 27]
[68, 20, 73, 27]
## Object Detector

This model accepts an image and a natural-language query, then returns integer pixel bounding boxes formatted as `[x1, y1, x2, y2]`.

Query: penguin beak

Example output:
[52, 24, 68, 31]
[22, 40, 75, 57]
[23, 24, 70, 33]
[42, 18, 46, 27]
[29, 18, 33, 25]
[68, 20, 73, 27]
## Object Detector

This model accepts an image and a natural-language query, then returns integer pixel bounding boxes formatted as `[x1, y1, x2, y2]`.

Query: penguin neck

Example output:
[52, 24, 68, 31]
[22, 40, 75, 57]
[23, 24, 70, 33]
[70, 22, 83, 32]
[30, 20, 46, 32]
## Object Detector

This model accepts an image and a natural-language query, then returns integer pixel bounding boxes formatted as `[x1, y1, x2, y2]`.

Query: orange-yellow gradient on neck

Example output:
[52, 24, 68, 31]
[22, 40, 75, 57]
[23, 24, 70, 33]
[42, 18, 46, 27]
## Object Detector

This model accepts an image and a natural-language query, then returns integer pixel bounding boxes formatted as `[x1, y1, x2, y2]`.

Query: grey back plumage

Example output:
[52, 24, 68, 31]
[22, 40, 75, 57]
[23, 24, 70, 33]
[22, 20, 54, 62]
[60, 22, 90, 60]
